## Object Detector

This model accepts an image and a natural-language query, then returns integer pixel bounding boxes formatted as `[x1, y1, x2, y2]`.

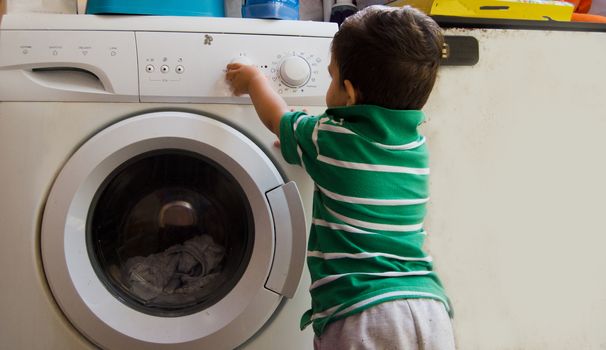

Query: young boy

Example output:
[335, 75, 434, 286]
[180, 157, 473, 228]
[226, 5, 454, 349]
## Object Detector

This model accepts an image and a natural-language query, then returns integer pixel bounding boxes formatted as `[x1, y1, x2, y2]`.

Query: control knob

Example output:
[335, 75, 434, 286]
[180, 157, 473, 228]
[279, 56, 311, 88]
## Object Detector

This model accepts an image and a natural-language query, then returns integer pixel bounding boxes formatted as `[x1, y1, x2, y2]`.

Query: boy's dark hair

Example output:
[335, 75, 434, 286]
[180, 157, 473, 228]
[331, 5, 444, 110]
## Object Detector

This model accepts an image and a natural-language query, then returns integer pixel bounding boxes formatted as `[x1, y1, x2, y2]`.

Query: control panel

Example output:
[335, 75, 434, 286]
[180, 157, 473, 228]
[0, 29, 332, 105]
[0, 30, 139, 101]
[136, 32, 331, 105]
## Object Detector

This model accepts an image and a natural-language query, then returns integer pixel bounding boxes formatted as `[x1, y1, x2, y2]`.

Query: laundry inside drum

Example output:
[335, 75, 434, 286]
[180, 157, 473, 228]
[87, 149, 254, 317]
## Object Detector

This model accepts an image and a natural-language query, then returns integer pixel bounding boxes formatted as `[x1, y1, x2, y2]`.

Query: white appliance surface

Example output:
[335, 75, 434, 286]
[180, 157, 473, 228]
[0, 14, 337, 350]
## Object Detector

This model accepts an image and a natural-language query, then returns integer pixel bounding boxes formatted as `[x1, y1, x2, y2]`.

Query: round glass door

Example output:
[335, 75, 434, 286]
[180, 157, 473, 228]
[41, 111, 303, 349]
[88, 149, 253, 316]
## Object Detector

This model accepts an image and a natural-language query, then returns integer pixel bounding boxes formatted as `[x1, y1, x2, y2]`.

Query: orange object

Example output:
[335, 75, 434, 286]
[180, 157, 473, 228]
[576, 0, 592, 12]
[565, 0, 606, 21]
[571, 12, 606, 21]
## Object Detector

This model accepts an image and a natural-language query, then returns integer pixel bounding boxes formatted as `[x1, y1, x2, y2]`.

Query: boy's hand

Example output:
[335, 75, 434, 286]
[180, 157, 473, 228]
[224, 62, 288, 137]
[225, 63, 265, 96]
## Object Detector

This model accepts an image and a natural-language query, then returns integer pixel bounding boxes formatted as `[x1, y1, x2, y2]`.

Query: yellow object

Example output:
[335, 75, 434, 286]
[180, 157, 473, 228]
[387, 0, 574, 21]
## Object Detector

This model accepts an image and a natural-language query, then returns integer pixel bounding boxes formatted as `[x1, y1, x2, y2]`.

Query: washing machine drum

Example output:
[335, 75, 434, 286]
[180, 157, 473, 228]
[90, 150, 251, 316]
[41, 111, 306, 349]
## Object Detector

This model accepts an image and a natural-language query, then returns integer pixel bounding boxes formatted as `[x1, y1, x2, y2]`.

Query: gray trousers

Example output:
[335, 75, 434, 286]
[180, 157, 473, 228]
[313, 299, 456, 350]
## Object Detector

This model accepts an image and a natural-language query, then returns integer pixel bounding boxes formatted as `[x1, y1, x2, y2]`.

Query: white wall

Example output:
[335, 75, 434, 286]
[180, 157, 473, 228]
[424, 28, 606, 350]
[3, 0, 76, 13]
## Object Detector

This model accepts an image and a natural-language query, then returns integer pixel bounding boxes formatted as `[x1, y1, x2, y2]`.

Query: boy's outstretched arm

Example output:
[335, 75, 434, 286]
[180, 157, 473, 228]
[225, 63, 288, 137]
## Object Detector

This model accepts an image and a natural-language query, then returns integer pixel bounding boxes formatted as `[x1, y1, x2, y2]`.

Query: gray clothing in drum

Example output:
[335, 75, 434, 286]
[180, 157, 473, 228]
[124, 234, 225, 304]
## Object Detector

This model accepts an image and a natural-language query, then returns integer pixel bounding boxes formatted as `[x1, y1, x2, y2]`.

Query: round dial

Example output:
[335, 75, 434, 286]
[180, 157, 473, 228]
[279, 56, 311, 88]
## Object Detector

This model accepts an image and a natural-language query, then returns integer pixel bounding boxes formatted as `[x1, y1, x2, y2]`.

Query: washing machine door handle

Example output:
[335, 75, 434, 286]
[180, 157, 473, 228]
[264, 181, 307, 298]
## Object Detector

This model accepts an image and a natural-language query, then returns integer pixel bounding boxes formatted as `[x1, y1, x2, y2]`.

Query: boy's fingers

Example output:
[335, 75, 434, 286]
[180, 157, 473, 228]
[226, 63, 242, 70]
[226, 70, 240, 83]
[229, 83, 245, 96]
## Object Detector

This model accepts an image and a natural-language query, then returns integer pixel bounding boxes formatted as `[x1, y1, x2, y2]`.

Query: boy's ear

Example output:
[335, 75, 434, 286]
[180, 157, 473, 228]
[343, 79, 357, 106]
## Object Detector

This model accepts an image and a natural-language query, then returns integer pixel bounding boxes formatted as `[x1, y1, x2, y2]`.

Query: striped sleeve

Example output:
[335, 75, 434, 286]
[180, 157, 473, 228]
[279, 110, 321, 166]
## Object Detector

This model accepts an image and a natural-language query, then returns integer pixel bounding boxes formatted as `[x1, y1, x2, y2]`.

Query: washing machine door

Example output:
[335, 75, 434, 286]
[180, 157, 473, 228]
[41, 111, 307, 349]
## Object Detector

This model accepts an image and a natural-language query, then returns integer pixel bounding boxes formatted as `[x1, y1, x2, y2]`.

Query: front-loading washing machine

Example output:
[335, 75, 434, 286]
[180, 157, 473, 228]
[0, 14, 336, 349]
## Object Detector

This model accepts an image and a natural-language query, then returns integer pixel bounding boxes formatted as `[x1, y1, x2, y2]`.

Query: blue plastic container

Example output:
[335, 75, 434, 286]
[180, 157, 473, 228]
[86, 0, 225, 17]
[242, 0, 299, 20]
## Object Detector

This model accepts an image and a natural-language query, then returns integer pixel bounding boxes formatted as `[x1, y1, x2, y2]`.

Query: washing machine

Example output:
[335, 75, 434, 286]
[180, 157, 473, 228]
[0, 14, 336, 349]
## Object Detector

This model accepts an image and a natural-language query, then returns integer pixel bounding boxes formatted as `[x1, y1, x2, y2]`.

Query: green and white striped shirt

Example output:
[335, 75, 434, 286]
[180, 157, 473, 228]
[279, 104, 450, 336]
